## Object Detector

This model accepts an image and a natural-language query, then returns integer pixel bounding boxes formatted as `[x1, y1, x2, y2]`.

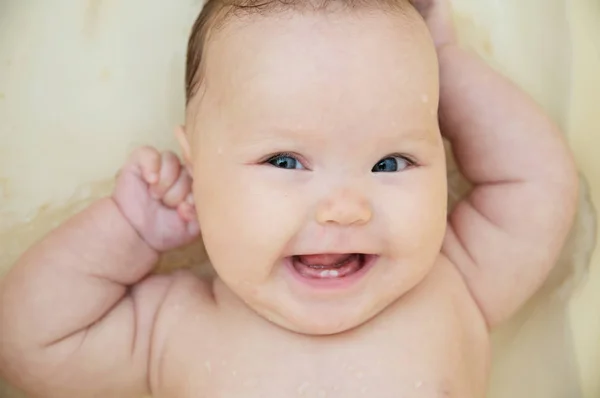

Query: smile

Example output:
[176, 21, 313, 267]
[286, 253, 378, 289]
[293, 253, 364, 278]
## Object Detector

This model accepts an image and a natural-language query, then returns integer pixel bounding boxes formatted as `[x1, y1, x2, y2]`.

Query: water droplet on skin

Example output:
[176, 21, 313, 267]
[244, 378, 258, 387]
[421, 94, 429, 103]
[415, 381, 423, 389]
[297, 382, 310, 396]
[232, 370, 238, 377]
[217, 147, 223, 155]
[205, 361, 212, 374]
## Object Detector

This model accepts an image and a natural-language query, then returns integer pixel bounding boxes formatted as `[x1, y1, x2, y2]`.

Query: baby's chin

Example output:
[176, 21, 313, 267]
[245, 292, 397, 336]
[216, 255, 433, 335]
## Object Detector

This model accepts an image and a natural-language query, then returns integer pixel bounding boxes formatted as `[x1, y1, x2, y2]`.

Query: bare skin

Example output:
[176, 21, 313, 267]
[0, 1, 578, 398]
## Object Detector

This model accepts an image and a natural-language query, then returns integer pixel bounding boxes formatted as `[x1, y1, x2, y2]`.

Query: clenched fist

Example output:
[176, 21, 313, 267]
[113, 146, 200, 252]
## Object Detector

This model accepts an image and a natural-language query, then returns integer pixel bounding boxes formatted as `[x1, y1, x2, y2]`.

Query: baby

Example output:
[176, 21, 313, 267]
[0, 0, 578, 397]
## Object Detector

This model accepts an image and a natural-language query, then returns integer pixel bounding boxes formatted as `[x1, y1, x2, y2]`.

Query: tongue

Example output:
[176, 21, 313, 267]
[297, 254, 354, 268]
[293, 254, 363, 279]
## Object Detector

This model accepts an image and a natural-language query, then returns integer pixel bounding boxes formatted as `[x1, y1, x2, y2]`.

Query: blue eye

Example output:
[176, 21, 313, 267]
[267, 154, 305, 170]
[372, 156, 412, 173]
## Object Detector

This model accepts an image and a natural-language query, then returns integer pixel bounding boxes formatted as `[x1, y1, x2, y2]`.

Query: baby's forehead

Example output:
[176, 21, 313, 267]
[192, 15, 437, 130]
[185, 0, 420, 105]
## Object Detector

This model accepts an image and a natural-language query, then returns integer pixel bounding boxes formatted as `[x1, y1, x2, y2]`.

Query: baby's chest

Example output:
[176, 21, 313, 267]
[198, 339, 464, 398]
[159, 307, 487, 397]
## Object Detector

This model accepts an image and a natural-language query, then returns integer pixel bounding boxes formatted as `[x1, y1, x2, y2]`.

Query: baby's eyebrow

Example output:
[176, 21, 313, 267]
[240, 125, 337, 144]
[241, 127, 441, 152]
[231, 116, 441, 144]
[372, 127, 441, 147]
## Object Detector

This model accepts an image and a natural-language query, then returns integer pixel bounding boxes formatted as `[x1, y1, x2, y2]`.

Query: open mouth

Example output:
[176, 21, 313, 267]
[291, 253, 371, 280]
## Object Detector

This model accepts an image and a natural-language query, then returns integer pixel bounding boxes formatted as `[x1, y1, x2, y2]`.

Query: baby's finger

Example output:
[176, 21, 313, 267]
[162, 168, 192, 208]
[412, 0, 456, 48]
[187, 218, 201, 237]
[151, 151, 181, 199]
[411, 0, 433, 17]
[177, 195, 197, 222]
[128, 146, 161, 184]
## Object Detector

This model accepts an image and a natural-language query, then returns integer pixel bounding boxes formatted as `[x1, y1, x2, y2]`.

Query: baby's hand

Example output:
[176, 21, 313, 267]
[113, 146, 200, 252]
[411, 0, 456, 48]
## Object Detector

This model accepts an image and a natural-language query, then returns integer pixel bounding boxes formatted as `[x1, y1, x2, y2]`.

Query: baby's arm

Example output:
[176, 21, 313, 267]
[416, 1, 579, 327]
[0, 147, 199, 397]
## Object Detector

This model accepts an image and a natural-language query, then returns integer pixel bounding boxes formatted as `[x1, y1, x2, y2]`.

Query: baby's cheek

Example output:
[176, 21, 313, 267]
[238, 193, 303, 252]
[386, 182, 446, 253]
[209, 192, 302, 281]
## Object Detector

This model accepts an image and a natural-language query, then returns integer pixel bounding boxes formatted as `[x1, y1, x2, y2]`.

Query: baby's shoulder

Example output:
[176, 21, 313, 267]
[158, 268, 217, 312]
[149, 269, 218, 342]
[149, 269, 217, 343]
[383, 257, 486, 327]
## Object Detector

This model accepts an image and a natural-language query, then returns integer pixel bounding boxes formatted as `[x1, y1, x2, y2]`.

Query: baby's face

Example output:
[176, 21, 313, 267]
[184, 7, 447, 334]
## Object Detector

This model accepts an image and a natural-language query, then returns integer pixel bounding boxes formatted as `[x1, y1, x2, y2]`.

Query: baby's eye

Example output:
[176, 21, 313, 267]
[372, 156, 413, 173]
[266, 154, 305, 170]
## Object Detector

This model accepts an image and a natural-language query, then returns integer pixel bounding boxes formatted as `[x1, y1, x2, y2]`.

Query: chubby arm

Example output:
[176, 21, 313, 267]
[0, 201, 167, 397]
[0, 148, 199, 397]
[437, 44, 578, 327]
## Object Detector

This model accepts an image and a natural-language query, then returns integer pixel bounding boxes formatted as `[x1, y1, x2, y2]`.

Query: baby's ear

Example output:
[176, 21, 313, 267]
[175, 125, 193, 175]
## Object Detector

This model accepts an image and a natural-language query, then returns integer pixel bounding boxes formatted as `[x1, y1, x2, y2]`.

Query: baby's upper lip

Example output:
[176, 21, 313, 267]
[290, 251, 378, 257]
[285, 239, 381, 258]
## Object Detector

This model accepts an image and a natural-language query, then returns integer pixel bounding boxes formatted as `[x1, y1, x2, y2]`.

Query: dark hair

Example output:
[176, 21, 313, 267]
[185, 0, 410, 104]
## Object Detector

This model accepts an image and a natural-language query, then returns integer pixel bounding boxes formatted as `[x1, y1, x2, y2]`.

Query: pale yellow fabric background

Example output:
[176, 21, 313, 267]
[0, 0, 598, 397]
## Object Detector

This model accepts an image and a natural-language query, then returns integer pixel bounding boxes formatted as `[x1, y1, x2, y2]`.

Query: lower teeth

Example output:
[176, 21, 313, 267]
[320, 269, 340, 278]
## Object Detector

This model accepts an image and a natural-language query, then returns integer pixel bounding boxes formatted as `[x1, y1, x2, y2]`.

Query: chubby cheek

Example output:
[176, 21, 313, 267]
[192, 166, 306, 286]
[383, 174, 447, 267]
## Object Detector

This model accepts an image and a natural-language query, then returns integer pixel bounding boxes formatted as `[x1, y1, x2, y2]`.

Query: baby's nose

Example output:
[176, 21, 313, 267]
[315, 188, 373, 226]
